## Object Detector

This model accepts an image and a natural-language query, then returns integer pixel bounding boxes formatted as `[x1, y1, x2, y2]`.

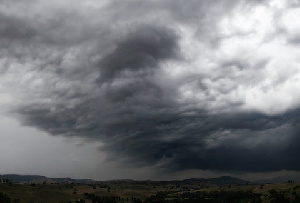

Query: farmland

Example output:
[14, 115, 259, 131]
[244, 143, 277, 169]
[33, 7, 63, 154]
[1, 178, 300, 202]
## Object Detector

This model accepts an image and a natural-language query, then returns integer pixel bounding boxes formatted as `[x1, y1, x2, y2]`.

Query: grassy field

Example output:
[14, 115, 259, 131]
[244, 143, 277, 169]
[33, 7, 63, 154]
[0, 181, 300, 202]
[0, 183, 83, 202]
[192, 182, 300, 202]
[0, 182, 161, 202]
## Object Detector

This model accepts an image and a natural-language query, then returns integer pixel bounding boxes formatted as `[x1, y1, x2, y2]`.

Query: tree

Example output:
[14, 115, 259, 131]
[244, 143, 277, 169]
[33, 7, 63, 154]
[0, 192, 10, 203]
[269, 189, 289, 203]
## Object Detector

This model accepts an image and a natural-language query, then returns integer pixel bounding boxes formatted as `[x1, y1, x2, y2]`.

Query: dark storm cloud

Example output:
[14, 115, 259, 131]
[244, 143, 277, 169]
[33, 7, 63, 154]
[3, 0, 300, 174]
[100, 110, 300, 172]
[16, 92, 300, 172]
[0, 14, 35, 41]
[97, 25, 179, 83]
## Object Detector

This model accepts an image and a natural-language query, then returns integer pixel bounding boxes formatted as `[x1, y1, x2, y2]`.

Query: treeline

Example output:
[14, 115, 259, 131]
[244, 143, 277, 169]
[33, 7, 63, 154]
[268, 189, 300, 203]
[0, 179, 12, 184]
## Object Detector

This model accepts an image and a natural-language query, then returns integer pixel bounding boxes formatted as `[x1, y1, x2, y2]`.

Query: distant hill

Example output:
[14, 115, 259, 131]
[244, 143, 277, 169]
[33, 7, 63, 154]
[50, 178, 96, 184]
[107, 176, 250, 185]
[0, 174, 95, 184]
[180, 176, 250, 185]
[256, 175, 300, 184]
[0, 174, 250, 185]
[0, 174, 47, 183]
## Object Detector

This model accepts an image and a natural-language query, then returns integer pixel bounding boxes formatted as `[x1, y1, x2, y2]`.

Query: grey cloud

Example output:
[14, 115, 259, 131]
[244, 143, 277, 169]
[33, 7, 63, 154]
[288, 1, 300, 8]
[101, 110, 300, 172]
[109, 0, 265, 23]
[288, 35, 300, 45]
[0, 14, 36, 41]
[97, 25, 179, 83]
[16, 91, 300, 172]
[2, 0, 300, 175]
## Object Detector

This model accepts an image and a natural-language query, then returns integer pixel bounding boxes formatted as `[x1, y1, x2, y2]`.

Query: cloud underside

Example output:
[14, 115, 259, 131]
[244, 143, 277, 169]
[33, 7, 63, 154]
[1, 0, 300, 172]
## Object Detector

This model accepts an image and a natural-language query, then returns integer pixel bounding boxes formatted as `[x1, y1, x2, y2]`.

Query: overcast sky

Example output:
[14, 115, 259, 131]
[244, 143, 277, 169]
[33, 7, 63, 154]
[1, 0, 300, 181]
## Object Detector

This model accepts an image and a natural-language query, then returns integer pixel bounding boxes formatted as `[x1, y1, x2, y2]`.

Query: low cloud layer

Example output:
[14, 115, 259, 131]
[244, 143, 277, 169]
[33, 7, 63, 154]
[1, 0, 300, 174]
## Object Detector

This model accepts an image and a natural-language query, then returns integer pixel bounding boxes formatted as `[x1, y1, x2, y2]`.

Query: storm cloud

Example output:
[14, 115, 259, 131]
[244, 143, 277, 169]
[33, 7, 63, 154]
[97, 25, 179, 83]
[1, 0, 300, 175]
